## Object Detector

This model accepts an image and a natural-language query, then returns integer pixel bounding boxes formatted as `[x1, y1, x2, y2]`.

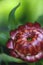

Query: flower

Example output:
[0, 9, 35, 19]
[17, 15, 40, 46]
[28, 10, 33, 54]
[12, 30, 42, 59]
[6, 22, 43, 62]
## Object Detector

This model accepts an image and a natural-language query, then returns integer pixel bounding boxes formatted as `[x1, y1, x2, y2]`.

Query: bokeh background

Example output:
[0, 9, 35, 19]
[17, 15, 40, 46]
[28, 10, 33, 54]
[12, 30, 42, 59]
[0, 0, 43, 65]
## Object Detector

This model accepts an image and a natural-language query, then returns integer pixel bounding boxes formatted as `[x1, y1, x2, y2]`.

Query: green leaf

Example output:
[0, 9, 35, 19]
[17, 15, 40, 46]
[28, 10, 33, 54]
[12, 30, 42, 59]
[35, 59, 43, 65]
[0, 22, 10, 46]
[27, 62, 35, 65]
[27, 59, 43, 65]
[0, 32, 9, 46]
[37, 15, 43, 27]
[9, 3, 20, 22]
[8, 3, 21, 30]
[0, 53, 24, 63]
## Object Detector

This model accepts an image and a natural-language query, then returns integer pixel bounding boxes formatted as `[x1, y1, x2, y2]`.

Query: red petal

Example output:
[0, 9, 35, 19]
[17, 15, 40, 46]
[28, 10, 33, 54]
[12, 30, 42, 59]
[10, 51, 19, 58]
[35, 52, 43, 60]
[10, 30, 17, 40]
[6, 39, 14, 49]
[26, 22, 33, 27]
[10, 30, 15, 36]
[18, 25, 25, 31]
[33, 22, 41, 28]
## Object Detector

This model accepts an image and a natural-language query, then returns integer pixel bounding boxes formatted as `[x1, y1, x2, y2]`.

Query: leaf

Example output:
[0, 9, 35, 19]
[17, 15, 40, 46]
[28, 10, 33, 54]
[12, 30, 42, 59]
[8, 3, 21, 30]
[9, 3, 20, 22]
[27, 59, 43, 65]
[0, 53, 24, 63]
[0, 22, 10, 45]
[37, 15, 43, 27]
[0, 32, 9, 46]
[35, 59, 43, 65]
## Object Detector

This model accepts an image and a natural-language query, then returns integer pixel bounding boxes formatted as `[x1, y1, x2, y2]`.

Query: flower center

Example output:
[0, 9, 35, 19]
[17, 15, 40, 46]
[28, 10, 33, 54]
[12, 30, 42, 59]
[27, 37, 32, 41]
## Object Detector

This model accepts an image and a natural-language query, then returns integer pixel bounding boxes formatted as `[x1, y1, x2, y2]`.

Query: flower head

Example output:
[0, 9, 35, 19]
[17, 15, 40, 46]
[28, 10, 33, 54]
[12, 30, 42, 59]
[6, 22, 43, 62]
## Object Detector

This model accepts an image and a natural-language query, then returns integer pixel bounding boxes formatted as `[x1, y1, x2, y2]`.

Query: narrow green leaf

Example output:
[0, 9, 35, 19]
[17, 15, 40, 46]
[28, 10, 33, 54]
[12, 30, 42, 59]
[9, 3, 20, 22]
[8, 3, 21, 30]
[0, 53, 24, 63]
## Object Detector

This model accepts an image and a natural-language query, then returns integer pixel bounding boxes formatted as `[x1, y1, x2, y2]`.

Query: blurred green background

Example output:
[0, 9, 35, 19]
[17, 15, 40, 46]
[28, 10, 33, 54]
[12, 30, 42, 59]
[0, 0, 43, 26]
[0, 0, 43, 65]
[0, 0, 43, 45]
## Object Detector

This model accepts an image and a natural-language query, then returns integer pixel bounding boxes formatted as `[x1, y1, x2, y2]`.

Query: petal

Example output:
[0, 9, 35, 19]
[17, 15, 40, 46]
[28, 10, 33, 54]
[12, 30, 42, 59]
[33, 22, 41, 28]
[35, 52, 43, 60]
[26, 22, 33, 27]
[6, 39, 14, 49]
[10, 30, 17, 40]
[18, 25, 25, 30]
[10, 50, 19, 58]
[26, 55, 36, 62]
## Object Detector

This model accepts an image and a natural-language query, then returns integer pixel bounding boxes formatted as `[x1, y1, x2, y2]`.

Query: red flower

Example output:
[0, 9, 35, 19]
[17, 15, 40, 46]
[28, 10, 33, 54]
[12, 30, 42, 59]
[6, 22, 43, 62]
